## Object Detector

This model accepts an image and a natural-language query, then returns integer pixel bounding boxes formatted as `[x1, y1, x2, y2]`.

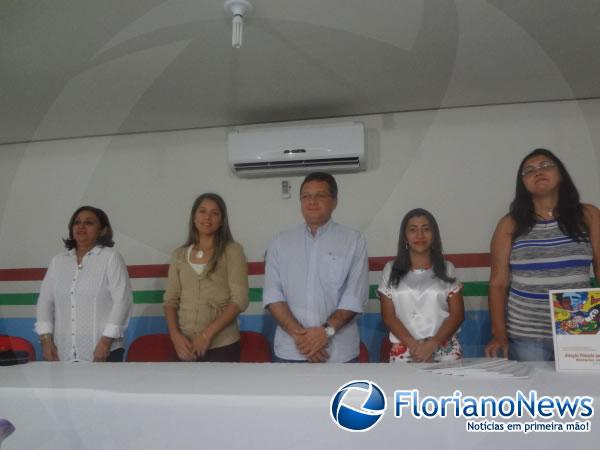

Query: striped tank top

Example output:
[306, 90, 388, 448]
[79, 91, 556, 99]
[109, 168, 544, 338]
[507, 219, 593, 339]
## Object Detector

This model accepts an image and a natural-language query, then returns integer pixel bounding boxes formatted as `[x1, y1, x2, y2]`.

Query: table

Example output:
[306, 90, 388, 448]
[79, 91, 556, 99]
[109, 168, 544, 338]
[1, 361, 598, 449]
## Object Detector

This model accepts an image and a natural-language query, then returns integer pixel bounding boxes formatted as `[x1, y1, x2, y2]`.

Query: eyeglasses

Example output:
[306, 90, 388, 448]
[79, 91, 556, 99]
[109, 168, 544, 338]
[300, 193, 332, 202]
[521, 160, 556, 177]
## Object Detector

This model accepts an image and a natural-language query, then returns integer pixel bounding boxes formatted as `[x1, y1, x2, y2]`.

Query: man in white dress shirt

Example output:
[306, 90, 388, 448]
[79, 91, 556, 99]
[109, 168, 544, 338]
[263, 172, 369, 363]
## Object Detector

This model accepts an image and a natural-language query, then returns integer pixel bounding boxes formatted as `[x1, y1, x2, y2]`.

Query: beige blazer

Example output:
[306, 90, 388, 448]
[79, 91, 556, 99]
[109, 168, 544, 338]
[164, 242, 249, 349]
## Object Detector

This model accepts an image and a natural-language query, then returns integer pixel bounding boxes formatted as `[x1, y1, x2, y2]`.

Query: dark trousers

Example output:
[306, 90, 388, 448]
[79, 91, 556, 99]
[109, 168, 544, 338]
[107, 348, 125, 362]
[193, 341, 241, 362]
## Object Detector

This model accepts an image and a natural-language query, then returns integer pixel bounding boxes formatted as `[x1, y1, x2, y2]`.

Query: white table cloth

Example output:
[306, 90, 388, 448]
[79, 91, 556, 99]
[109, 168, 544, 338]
[0, 361, 598, 450]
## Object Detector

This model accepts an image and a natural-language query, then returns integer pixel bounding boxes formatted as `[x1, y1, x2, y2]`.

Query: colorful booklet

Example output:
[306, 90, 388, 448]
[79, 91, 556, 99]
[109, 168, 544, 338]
[549, 288, 600, 372]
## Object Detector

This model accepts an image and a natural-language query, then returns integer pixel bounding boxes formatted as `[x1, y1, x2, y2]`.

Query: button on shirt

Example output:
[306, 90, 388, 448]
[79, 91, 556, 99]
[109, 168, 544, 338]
[263, 221, 368, 362]
[35, 246, 133, 361]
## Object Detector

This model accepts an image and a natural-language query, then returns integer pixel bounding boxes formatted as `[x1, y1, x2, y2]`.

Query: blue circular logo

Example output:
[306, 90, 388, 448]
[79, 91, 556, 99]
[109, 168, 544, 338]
[330, 380, 386, 432]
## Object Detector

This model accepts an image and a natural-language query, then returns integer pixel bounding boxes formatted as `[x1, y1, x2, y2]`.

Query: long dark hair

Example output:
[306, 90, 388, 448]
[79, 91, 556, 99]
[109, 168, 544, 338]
[183, 193, 233, 275]
[63, 206, 114, 250]
[388, 208, 454, 288]
[510, 148, 588, 242]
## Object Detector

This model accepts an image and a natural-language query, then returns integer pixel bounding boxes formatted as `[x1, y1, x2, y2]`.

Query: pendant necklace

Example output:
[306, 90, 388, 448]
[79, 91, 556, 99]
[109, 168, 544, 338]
[536, 209, 554, 219]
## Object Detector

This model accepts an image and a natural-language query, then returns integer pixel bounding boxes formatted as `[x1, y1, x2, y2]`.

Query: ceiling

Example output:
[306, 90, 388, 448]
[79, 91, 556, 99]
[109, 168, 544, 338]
[1, 0, 599, 145]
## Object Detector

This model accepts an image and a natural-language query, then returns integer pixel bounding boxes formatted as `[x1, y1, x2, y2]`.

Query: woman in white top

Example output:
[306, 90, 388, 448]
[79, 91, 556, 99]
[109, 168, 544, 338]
[35, 206, 132, 362]
[378, 208, 464, 362]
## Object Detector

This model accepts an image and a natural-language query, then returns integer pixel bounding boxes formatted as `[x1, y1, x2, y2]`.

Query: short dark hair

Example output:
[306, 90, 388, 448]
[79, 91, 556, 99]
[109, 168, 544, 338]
[510, 148, 587, 242]
[300, 172, 338, 199]
[183, 193, 234, 275]
[63, 206, 114, 250]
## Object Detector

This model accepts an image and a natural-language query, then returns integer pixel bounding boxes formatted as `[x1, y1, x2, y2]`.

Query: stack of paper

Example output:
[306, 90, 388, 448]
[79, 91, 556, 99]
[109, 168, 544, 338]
[418, 358, 531, 378]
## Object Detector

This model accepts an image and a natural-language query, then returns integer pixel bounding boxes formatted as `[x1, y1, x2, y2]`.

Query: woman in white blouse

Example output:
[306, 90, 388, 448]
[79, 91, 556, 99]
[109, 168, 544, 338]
[35, 206, 132, 362]
[378, 208, 464, 362]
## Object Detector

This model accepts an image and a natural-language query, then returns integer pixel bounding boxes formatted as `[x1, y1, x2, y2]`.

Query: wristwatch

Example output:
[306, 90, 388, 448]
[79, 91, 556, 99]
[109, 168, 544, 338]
[323, 323, 336, 338]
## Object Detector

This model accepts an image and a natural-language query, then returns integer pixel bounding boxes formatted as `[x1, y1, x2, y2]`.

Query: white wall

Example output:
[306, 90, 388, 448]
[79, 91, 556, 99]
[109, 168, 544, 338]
[1, 99, 599, 267]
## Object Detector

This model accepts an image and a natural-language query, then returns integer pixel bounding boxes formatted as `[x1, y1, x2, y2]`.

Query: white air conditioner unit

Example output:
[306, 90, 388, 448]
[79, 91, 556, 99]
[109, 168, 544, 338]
[228, 122, 365, 177]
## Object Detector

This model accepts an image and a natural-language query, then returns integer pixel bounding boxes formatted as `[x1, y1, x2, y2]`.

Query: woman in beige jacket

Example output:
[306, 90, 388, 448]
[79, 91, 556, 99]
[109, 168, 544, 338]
[164, 193, 249, 362]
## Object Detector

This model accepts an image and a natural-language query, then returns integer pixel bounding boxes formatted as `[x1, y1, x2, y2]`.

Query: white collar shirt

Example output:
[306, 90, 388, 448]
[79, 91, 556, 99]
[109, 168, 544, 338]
[35, 246, 133, 361]
[263, 220, 369, 362]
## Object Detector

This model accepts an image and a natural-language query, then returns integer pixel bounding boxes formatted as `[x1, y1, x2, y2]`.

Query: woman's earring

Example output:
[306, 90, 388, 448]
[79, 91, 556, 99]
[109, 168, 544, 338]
[405, 242, 409, 250]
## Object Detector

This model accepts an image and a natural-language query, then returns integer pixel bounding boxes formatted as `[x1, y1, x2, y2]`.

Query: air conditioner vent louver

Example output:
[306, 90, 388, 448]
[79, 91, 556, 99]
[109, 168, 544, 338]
[233, 157, 360, 172]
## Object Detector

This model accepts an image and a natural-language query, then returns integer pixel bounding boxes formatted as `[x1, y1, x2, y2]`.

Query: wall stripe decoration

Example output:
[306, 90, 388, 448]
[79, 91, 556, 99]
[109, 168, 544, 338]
[3, 253, 593, 361]
[0, 282, 493, 306]
[0, 253, 491, 281]
[0, 253, 493, 361]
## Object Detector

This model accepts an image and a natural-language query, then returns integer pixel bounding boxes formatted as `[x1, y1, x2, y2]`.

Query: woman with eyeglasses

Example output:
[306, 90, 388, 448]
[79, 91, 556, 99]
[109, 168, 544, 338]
[164, 193, 249, 362]
[378, 208, 464, 362]
[485, 149, 600, 361]
[35, 206, 133, 362]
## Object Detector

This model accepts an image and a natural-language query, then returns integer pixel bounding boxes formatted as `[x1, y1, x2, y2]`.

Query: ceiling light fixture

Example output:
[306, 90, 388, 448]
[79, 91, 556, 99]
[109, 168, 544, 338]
[224, 0, 253, 49]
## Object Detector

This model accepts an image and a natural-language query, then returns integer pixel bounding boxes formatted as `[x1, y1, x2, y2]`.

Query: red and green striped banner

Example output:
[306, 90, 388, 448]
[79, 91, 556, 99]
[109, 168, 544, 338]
[0, 281, 494, 306]
[0, 253, 491, 281]
[1, 253, 592, 306]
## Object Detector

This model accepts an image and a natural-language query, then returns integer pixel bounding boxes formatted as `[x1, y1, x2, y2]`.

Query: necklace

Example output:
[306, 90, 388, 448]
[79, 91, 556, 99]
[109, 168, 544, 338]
[536, 209, 554, 219]
[194, 244, 213, 259]
[412, 263, 432, 272]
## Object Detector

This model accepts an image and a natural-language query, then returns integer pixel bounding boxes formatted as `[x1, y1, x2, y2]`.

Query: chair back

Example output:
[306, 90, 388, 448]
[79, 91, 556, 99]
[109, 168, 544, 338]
[358, 341, 370, 363]
[239, 331, 272, 362]
[0, 335, 36, 361]
[126, 334, 178, 362]
[380, 335, 392, 362]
